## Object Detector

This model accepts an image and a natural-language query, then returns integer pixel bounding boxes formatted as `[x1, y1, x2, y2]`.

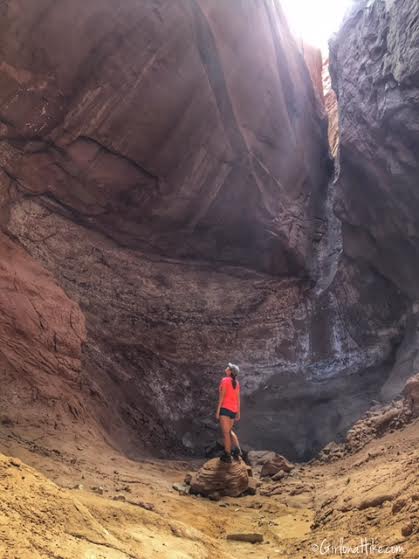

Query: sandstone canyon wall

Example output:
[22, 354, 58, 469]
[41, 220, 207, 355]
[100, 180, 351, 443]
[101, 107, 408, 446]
[330, 0, 419, 400]
[0, 0, 417, 460]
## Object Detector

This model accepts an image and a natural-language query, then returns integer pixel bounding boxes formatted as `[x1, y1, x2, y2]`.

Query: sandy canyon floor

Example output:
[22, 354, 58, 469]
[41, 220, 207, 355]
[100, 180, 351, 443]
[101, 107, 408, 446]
[0, 417, 417, 559]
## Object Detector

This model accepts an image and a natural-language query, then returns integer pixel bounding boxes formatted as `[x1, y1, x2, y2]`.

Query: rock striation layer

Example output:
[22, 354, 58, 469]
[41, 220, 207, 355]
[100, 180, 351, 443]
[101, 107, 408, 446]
[0, 0, 334, 459]
[330, 0, 419, 398]
[0, 231, 88, 438]
[189, 457, 250, 498]
[0, 0, 330, 277]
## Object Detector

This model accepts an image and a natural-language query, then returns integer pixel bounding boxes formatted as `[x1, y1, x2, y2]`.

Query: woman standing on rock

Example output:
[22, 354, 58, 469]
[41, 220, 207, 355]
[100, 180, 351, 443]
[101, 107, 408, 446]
[216, 363, 242, 463]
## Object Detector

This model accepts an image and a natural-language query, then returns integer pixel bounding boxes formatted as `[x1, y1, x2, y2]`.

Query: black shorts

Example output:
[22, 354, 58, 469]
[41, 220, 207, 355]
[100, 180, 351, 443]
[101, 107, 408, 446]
[220, 407, 237, 419]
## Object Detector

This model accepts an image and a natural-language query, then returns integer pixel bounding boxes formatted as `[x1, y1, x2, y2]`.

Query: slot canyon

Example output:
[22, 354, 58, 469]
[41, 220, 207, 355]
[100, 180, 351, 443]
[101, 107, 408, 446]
[0, 0, 417, 557]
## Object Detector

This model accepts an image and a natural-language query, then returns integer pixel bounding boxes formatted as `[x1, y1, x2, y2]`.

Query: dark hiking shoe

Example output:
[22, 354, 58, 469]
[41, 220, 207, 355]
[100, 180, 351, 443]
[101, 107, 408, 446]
[231, 447, 242, 460]
[220, 451, 232, 463]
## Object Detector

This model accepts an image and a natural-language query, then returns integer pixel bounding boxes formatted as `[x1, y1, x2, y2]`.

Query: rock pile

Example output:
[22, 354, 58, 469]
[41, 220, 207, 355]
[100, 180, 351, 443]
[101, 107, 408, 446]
[314, 373, 419, 463]
[247, 451, 294, 479]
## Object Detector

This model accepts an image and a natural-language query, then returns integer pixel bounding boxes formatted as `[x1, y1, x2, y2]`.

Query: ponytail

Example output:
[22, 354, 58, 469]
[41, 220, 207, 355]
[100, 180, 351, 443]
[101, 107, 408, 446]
[227, 363, 239, 389]
[230, 369, 237, 389]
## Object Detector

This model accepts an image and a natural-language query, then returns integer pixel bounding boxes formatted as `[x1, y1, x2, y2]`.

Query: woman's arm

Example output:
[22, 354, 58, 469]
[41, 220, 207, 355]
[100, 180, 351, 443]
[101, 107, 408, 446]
[236, 385, 241, 420]
[216, 384, 226, 419]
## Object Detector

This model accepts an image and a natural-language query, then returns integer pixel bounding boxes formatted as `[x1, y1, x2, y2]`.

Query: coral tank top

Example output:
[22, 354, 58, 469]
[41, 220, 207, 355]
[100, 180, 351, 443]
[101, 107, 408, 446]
[219, 376, 240, 412]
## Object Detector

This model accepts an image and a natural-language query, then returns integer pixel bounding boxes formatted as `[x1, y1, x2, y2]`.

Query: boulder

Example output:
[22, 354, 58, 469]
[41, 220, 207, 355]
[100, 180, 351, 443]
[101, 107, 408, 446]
[247, 451, 278, 468]
[259, 454, 294, 478]
[189, 458, 250, 498]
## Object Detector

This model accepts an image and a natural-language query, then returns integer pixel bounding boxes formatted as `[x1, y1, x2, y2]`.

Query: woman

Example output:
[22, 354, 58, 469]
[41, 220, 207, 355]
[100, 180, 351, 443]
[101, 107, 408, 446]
[215, 363, 242, 463]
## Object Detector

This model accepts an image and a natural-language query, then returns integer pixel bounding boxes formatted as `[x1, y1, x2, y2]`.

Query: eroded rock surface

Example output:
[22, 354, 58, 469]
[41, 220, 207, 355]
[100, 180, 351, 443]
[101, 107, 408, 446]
[403, 372, 419, 417]
[189, 457, 250, 498]
[0, 0, 330, 277]
[0, 0, 336, 459]
[330, 0, 419, 298]
[0, 231, 88, 437]
[329, 0, 419, 404]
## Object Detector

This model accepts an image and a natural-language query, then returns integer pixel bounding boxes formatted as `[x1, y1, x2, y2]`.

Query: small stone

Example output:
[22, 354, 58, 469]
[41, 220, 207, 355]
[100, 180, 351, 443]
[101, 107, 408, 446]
[184, 473, 192, 485]
[272, 471, 285, 481]
[92, 486, 104, 495]
[128, 500, 155, 511]
[245, 478, 258, 495]
[9, 458, 22, 468]
[247, 502, 263, 509]
[112, 495, 126, 502]
[208, 492, 221, 501]
[401, 522, 414, 537]
[172, 482, 190, 495]
[226, 533, 264, 543]
[392, 498, 406, 514]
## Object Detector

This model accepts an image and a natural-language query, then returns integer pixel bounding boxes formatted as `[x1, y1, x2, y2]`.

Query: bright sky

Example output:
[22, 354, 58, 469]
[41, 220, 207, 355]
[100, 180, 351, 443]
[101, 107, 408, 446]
[280, 0, 354, 53]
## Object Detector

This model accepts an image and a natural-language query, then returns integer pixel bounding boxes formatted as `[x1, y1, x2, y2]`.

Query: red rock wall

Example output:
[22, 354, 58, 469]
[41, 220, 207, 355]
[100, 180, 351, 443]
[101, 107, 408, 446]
[0, 231, 88, 438]
[0, 0, 330, 277]
[301, 42, 325, 108]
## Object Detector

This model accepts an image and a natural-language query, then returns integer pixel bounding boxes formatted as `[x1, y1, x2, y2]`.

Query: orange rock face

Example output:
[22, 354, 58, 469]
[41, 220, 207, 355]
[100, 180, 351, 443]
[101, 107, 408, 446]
[0, 231, 87, 433]
[301, 43, 325, 108]
[322, 59, 339, 156]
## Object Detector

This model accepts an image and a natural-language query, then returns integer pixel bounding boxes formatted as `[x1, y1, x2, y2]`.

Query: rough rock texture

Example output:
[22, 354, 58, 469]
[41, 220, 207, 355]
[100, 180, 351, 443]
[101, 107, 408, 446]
[330, 0, 419, 297]
[313, 372, 419, 463]
[260, 453, 294, 478]
[0, 231, 89, 437]
[0, 0, 337, 460]
[0, 0, 330, 277]
[189, 457, 250, 498]
[330, 0, 419, 402]
[0, 0, 417, 461]
[403, 372, 419, 417]
[322, 59, 339, 156]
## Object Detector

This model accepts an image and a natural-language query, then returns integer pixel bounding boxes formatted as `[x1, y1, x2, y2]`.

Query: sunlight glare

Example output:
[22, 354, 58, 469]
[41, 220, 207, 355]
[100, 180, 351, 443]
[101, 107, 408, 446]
[280, 0, 354, 52]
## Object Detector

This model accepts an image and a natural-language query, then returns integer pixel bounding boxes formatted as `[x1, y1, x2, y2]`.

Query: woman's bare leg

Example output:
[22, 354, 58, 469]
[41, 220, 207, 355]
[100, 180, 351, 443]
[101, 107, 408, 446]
[230, 427, 240, 450]
[220, 416, 232, 453]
